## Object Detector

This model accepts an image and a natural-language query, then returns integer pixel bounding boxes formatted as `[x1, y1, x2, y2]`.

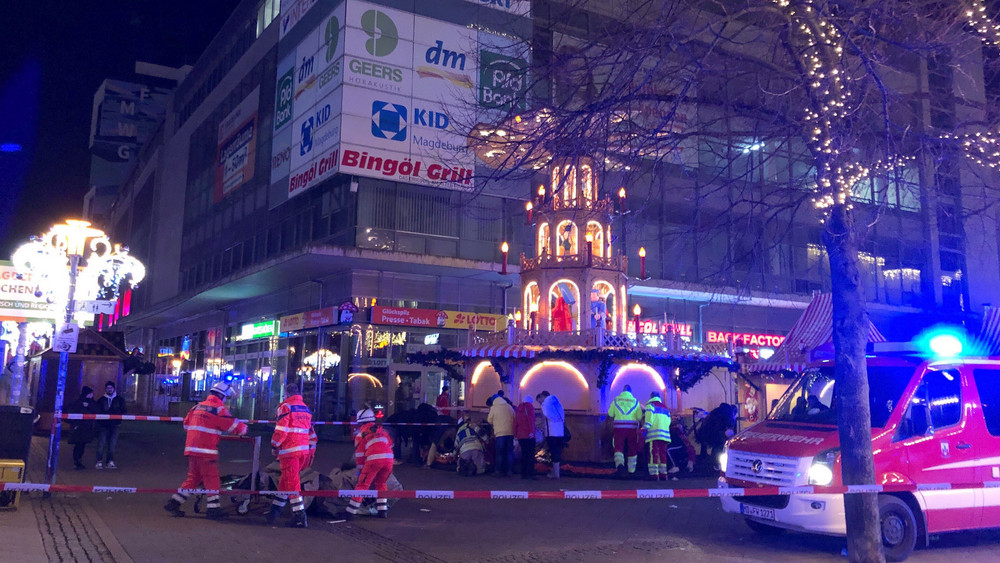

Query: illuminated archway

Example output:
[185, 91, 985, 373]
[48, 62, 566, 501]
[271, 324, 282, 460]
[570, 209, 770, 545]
[552, 165, 578, 206]
[523, 282, 540, 329]
[549, 279, 580, 331]
[348, 373, 383, 388]
[593, 281, 616, 332]
[471, 361, 502, 407]
[537, 223, 550, 256]
[586, 221, 605, 257]
[608, 364, 667, 411]
[520, 360, 590, 411]
[555, 220, 578, 257]
[580, 163, 595, 203]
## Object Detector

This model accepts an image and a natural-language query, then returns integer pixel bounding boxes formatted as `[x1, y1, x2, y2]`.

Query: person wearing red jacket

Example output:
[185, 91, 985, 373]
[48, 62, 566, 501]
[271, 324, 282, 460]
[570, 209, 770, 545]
[163, 382, 247, 519]
[513, 396, 537, 479]
[347, 408, 394, 519]
[435, 385, 450, 414]
[266, 382, 317, 528]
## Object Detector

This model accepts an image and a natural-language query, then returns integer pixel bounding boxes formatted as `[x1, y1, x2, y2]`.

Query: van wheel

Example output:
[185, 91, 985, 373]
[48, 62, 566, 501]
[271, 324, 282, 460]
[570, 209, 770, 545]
[879, 496, 917, 562]
[744, 517, 786, 535]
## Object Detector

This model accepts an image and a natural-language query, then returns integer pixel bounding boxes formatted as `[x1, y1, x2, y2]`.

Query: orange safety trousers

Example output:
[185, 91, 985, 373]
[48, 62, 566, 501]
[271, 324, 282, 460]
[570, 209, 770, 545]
[180, 456, 221, 491]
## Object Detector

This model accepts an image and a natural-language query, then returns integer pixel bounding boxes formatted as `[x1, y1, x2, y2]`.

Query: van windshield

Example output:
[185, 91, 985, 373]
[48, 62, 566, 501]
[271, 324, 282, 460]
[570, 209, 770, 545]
[768, 366, 914, 427]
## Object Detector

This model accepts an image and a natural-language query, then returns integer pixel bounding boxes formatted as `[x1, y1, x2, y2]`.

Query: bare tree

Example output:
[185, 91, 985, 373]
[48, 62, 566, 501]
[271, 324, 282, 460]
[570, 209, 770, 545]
[465, 0, 1000, 560]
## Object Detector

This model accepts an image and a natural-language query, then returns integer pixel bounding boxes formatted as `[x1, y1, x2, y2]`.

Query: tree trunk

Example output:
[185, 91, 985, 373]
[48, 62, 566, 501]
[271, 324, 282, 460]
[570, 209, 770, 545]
[824, 203, 885, 563]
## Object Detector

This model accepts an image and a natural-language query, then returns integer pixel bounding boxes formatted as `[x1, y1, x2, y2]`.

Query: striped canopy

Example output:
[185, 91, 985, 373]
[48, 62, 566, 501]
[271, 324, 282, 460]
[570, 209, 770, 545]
[980, 306, 1000, 355]
[745, 293, 886, 373]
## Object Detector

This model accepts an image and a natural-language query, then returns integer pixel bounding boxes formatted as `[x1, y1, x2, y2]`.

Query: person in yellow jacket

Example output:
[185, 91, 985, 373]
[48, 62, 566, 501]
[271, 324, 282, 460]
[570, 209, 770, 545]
[643, 391, 672, 480]
[608, 385, 643, 475]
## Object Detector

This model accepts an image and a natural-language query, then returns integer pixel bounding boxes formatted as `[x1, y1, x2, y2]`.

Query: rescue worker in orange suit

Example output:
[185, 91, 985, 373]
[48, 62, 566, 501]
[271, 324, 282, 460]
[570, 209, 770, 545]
[643, 391, 672, 480]
[266, 382, 317, 528]
[608, 384, 643, 475]
[347, 408, 394, 519]
[164, 382, 248, 519]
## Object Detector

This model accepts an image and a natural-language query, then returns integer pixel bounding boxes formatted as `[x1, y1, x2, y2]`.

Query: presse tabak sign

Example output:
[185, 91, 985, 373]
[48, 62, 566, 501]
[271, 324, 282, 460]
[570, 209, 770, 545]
[271, 0, 528, 199]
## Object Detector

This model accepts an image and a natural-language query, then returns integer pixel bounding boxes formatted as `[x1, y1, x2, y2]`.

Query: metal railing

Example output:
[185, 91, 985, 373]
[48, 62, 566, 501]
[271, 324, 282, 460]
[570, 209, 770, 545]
[520, 253, 627, 272]
[468, 325, 733, 357]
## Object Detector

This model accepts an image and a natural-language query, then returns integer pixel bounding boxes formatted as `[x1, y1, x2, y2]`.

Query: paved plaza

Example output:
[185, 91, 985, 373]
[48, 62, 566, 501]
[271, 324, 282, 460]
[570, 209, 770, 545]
[3, 423, 999, 562]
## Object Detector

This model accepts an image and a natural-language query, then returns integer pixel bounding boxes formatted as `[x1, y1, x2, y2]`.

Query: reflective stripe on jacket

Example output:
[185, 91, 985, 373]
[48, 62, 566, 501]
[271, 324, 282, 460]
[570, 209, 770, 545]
[271, 395, 317, 458]
[456, 422, 484, 454]
[355, 422, 394, 466]
[608, 390, 642, 428]
[643, 400, 672, 443]
[183, 395, 248, 457]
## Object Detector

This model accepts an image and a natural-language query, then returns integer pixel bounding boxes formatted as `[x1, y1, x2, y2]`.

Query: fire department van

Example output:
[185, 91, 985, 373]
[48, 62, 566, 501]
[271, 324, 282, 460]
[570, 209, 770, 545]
[718, 344, 1000, 561]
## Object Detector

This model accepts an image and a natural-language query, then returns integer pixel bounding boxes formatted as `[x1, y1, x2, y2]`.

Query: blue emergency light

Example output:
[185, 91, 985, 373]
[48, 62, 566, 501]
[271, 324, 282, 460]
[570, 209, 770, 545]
[914, 326, 968, 358]
[928, 333, 963, 357]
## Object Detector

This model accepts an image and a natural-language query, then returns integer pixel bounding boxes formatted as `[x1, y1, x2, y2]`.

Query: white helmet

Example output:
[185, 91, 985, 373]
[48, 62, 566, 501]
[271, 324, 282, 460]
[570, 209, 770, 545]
[210, 382, 233, 398]
[356, 408, 376, 424]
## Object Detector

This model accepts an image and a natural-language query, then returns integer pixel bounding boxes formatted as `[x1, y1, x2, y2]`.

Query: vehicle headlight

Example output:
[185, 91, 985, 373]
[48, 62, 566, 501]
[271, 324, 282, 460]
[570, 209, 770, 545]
[807, 463, 834, 486]
[719, 448, 728, 472]
[807, 448, 839, 486]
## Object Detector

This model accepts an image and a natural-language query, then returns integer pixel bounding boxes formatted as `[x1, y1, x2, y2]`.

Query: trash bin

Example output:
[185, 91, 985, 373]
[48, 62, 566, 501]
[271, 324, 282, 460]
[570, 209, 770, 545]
[0, 405, 35, 466]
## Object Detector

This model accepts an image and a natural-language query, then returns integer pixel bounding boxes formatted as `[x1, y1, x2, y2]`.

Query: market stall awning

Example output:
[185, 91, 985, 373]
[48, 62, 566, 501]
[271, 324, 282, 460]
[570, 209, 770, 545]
[980, 306, 1000, 354]
[745, 293, 886, 373]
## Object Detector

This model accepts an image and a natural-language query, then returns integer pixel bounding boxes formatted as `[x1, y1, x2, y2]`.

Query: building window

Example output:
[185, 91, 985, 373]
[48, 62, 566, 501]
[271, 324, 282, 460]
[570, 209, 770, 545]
[256, 0, 279, 38]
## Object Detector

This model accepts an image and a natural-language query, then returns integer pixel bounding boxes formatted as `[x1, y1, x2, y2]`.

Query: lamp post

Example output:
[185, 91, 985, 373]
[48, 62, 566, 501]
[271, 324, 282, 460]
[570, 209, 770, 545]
[500, 242, 509, 275]
[639, 247, 646, 279]
[12, 220, 145, 485]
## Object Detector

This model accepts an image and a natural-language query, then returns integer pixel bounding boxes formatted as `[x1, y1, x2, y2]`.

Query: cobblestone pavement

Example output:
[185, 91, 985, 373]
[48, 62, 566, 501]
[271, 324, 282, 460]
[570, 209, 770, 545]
[16, 422, 1000, 562]
[25, 438, 128, 563]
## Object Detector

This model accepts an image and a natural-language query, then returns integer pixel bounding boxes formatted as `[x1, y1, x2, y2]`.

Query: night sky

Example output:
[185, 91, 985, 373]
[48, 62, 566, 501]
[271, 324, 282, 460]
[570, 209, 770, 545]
[0, 0, 241, 256]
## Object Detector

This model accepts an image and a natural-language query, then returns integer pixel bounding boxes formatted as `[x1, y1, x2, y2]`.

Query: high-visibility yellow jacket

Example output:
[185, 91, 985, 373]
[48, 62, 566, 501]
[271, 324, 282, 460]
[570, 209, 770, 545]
[608, 390, 642, 428]
[643, 399, 672, 443]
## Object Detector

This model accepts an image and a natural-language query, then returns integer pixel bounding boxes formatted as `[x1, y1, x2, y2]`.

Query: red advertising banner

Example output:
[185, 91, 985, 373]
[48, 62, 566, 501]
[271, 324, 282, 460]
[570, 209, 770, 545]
[279, 306, 336, 332]
[625, 320, 694, 337]
[371, 306, 505, 331]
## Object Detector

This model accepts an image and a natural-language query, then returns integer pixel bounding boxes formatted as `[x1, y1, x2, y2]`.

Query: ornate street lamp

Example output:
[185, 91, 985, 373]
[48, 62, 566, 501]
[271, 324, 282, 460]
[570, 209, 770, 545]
[12, 220, 145, 485]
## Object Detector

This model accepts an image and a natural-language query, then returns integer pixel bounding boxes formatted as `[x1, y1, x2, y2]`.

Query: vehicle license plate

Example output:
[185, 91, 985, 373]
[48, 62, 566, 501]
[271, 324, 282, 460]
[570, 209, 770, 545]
[740, 504, 776, 521]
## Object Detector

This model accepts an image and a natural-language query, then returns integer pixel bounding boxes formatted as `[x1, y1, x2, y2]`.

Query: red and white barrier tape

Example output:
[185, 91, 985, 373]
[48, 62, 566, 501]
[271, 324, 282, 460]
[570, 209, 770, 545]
[4, 481, 998, 498]
[58, 414, 450, 426]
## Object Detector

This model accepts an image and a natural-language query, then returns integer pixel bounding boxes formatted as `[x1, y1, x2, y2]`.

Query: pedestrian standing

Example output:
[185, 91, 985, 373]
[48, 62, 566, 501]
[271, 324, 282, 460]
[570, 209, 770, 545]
[536, 391, 565, 479]
[96, 381, 126, 469]
[163, 382, 248, 519]
[487, 392, 515, 476]
[643, 392, 672, 481]
[266, 382, 317, 528]
[608, 384, 642, 475]
[436, 384, 451, 414]
[347, 408, 394, 519]
[68, 386, 96, 470]
[513, 396, 537, 479]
